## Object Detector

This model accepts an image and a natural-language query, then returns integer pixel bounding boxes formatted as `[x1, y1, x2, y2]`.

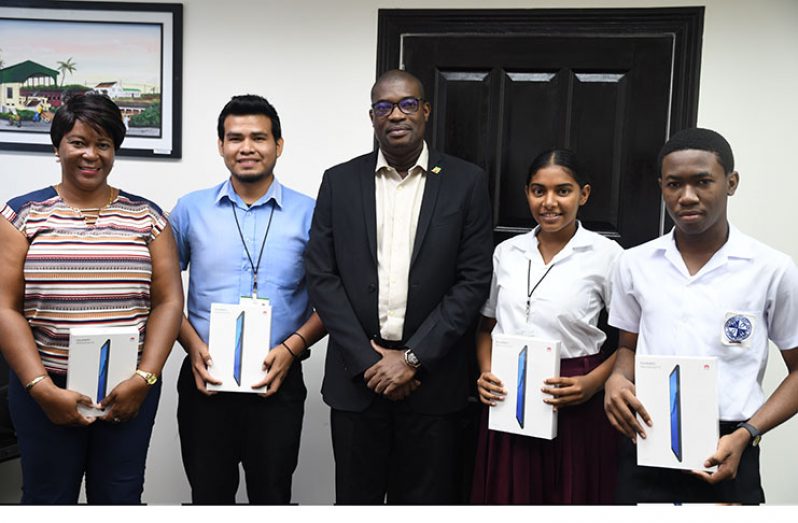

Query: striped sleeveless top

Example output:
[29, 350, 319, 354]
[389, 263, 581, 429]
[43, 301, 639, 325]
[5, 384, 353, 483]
[1, 186, 168, 374]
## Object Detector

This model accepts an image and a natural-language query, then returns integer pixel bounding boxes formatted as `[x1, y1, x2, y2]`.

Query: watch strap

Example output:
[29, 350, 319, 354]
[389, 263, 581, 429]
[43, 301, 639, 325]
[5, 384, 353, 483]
[736, 421, 761, 447]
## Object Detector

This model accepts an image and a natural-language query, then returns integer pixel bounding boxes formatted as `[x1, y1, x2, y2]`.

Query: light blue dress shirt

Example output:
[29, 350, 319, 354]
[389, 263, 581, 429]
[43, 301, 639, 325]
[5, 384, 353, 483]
[169, 177, 315, 348]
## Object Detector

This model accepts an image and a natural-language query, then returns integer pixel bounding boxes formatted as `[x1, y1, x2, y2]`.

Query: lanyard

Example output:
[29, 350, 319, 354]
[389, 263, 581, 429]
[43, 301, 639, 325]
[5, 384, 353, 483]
[526, 260, 555, 317]
[230, 199, 275, 299]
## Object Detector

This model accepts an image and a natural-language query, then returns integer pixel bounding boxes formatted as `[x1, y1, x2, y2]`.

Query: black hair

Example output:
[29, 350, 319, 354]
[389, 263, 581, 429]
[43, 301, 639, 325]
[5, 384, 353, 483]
[217, 94, 282, 142]
[371, 69, 426, 101]
[50, 93, 126, 151]
[526, 149, 589, 187]
[657, 127, 735, 175]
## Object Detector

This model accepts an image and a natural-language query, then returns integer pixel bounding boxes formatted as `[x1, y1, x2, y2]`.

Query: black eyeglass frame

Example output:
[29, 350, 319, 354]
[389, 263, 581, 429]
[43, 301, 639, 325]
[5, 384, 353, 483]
[370, 97, 425, 117]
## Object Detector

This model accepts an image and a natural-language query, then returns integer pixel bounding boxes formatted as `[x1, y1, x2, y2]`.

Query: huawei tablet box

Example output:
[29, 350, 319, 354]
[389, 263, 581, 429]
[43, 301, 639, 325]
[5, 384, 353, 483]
[635, 355, 719, 471]
[488, 333, 561, 439]
[67, 326, 140, 417]
[207, 302, 272, 393]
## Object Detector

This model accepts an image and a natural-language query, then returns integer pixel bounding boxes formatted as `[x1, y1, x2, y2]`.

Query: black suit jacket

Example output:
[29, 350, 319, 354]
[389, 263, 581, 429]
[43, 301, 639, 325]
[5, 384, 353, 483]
[305, 149, 493, 415]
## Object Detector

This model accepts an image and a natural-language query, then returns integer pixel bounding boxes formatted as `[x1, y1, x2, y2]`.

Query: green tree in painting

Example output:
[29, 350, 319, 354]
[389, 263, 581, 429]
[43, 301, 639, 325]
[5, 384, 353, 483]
[56, 58, 77, 87]
[129, 103, 161, 128]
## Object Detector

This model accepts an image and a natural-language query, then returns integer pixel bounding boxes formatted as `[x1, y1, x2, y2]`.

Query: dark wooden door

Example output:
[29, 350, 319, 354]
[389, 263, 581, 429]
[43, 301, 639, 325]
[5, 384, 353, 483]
[378, 8, 703, 248]
[403, 34, 671, 248]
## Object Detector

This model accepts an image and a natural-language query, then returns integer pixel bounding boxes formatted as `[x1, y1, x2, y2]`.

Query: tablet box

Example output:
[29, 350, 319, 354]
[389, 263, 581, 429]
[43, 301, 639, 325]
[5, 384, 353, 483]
[67, 326, 140, 417]
[635, 355, 719, 471]
[207, 302, 271, 393]
[488, 333, 561, 440]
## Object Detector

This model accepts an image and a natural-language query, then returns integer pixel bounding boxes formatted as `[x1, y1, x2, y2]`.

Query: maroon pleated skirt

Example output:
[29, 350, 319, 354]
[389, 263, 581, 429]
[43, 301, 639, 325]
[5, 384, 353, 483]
[470, 352, 619, 504]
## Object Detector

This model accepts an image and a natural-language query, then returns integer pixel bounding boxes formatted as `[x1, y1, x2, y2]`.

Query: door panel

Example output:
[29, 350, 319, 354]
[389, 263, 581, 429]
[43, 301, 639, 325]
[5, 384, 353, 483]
[403, 34, 673, 248]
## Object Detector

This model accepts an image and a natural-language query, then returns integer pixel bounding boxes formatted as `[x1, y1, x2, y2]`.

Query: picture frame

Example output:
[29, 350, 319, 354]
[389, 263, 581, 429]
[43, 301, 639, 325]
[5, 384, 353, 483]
[0, 0, 183, 158]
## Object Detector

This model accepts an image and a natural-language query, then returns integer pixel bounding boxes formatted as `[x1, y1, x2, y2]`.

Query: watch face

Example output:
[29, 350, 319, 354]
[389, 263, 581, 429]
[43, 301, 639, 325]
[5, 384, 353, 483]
[406, 351, 419, 367]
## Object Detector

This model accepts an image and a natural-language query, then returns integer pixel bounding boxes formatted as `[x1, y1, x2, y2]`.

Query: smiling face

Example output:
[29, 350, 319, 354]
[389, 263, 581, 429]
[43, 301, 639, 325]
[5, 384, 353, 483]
[526, 165, 590, 239]
[56, 119, 115, 193]
[369, 75, 430, 159]
[218, 114, 283, 183]
[659, 149, 738, 239]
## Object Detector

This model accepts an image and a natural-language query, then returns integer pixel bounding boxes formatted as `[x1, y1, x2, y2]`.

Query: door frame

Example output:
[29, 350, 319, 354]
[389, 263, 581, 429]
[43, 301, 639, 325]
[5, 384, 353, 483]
[376, 7, 704, 237]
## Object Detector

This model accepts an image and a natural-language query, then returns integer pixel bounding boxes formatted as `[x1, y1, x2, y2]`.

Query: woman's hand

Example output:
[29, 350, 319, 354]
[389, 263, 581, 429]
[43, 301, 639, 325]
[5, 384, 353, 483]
[541, 374, 599, 410]
[477, 371, 507, 406]
[29, 380, 95, 426]
[99, 375, 150, 423]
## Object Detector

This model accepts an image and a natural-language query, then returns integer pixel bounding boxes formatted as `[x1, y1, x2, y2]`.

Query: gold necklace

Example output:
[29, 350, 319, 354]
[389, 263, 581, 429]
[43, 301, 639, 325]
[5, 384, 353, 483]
[55, 184, 116, 226]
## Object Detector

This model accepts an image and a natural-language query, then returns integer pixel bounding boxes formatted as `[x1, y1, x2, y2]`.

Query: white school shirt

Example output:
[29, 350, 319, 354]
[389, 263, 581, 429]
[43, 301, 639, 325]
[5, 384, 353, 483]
[609, 225, 798, 421]
[482, 223, 623, 359]
[375, 142, 428, 341]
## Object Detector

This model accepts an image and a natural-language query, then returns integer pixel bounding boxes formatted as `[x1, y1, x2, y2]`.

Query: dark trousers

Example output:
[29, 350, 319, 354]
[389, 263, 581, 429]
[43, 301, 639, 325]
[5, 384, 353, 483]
[8, 371, 161, 504]
[616, 421, 765, 504]
[176, 356, 305, 504]
[331, 397, 464, 505]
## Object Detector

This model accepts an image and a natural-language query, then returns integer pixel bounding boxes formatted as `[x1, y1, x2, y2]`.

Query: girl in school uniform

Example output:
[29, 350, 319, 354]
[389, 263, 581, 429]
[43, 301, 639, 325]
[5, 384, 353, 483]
[470, 149, 622, 504]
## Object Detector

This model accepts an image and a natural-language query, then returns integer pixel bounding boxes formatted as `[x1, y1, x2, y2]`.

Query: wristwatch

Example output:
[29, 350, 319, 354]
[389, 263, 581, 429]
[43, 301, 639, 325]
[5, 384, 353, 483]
[736, 421, 762, 447]
[404, 350, 421, 369]
[135, 369, 159, 386]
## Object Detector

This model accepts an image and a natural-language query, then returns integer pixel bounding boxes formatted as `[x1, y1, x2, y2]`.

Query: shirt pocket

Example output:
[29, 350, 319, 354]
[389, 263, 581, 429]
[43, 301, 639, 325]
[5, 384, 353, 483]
[264, 244, 305, 289]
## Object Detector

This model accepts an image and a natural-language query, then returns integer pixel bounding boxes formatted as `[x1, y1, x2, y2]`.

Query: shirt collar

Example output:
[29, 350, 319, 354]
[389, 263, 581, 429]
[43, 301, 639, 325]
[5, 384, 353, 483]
[657, 223, 753, 278]
[657, 224, 753, 260]
[512, 221, 594, 262]
[375, 141, 429, 176]
[214, 176, 284, 209]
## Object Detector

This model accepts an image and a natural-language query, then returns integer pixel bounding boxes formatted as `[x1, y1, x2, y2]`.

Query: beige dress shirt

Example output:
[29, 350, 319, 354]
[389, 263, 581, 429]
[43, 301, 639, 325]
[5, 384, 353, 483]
[374, 142, 429, 341]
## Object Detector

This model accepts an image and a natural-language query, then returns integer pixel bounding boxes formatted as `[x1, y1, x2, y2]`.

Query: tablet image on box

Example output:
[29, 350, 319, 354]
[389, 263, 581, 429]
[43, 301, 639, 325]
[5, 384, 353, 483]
[516, 345, 527, 429]
[636, 355, 719, 471]
[489, 334, 560, 440]
[233, 311, 245, 386]
[207, 302, 271, 393]
[670, 364, 682, 462]
[67, 326, 140, 417]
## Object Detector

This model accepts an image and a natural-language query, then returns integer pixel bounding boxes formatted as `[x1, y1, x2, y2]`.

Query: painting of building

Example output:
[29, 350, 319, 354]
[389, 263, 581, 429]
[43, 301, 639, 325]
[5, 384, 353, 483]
[0, 60, 58, 113]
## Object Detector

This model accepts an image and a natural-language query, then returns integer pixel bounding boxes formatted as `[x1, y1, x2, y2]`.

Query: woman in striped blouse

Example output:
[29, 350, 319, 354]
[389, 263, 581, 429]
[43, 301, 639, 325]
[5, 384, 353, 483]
[0, 93, 183, 504]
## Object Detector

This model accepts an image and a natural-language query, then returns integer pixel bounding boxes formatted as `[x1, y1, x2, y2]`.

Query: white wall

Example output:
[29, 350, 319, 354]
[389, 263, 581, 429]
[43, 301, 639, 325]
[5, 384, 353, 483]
[1, 0, 796, 505]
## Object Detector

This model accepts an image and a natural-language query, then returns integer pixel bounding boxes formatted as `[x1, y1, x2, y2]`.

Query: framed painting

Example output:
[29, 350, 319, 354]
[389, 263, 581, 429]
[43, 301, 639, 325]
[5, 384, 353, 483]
[0, 1, 182, 158]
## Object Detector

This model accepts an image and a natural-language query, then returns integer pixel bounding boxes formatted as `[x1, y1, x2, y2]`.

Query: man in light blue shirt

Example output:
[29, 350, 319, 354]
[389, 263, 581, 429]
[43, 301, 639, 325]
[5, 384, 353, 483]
[169, 95, 324, 504]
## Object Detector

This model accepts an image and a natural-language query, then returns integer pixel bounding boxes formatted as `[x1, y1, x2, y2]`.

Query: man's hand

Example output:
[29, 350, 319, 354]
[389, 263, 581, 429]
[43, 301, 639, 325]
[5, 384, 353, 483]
[189, 342, 221, 395]
[30, 380, 95, 426]
[692, 428, 750, 484]
[477, 371, 506, 406]
[100, 375, 151, 423]
[604, 372, 652, 441]
[252, 344, 295, 398]
[384, 379, 421, 401]
[542, 374, 600, 410]
[363, 341, 416, 396]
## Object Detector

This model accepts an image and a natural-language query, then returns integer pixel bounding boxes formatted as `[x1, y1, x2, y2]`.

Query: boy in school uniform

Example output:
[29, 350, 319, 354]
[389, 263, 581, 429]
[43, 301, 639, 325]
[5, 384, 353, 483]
[604, 127, 798, 503]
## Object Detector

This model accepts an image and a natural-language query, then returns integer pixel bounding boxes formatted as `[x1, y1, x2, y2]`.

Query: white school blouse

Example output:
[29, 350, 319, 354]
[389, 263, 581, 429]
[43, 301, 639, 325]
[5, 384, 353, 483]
[482, 223, 623, 359]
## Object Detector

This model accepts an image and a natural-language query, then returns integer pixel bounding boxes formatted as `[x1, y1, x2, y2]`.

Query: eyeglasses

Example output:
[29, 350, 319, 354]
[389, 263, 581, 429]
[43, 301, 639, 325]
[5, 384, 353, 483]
[371, 97, 424, 118]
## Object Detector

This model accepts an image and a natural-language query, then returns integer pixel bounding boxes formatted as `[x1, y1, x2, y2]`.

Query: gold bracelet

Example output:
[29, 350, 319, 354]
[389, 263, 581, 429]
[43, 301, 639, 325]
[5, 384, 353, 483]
[25, 374, 49, 392]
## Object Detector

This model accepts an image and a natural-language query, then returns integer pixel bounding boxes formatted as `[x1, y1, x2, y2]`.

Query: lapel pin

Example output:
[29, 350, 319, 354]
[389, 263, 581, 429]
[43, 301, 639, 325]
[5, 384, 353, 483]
[431, 166, 442, 174]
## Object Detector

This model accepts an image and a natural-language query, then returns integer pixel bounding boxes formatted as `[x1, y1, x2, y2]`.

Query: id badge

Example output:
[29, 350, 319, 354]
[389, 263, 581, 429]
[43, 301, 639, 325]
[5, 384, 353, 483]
[720, 312, 755, 348]
[240, 296, 270, 309]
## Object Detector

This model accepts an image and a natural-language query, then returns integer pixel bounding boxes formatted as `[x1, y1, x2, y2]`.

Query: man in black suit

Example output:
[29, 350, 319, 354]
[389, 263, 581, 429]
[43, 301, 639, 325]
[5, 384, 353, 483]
[305, 70, 493, 504]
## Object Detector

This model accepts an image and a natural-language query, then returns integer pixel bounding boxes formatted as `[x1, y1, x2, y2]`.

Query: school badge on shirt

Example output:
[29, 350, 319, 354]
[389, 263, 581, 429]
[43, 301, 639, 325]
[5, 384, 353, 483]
[720, 312, 755, 347]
